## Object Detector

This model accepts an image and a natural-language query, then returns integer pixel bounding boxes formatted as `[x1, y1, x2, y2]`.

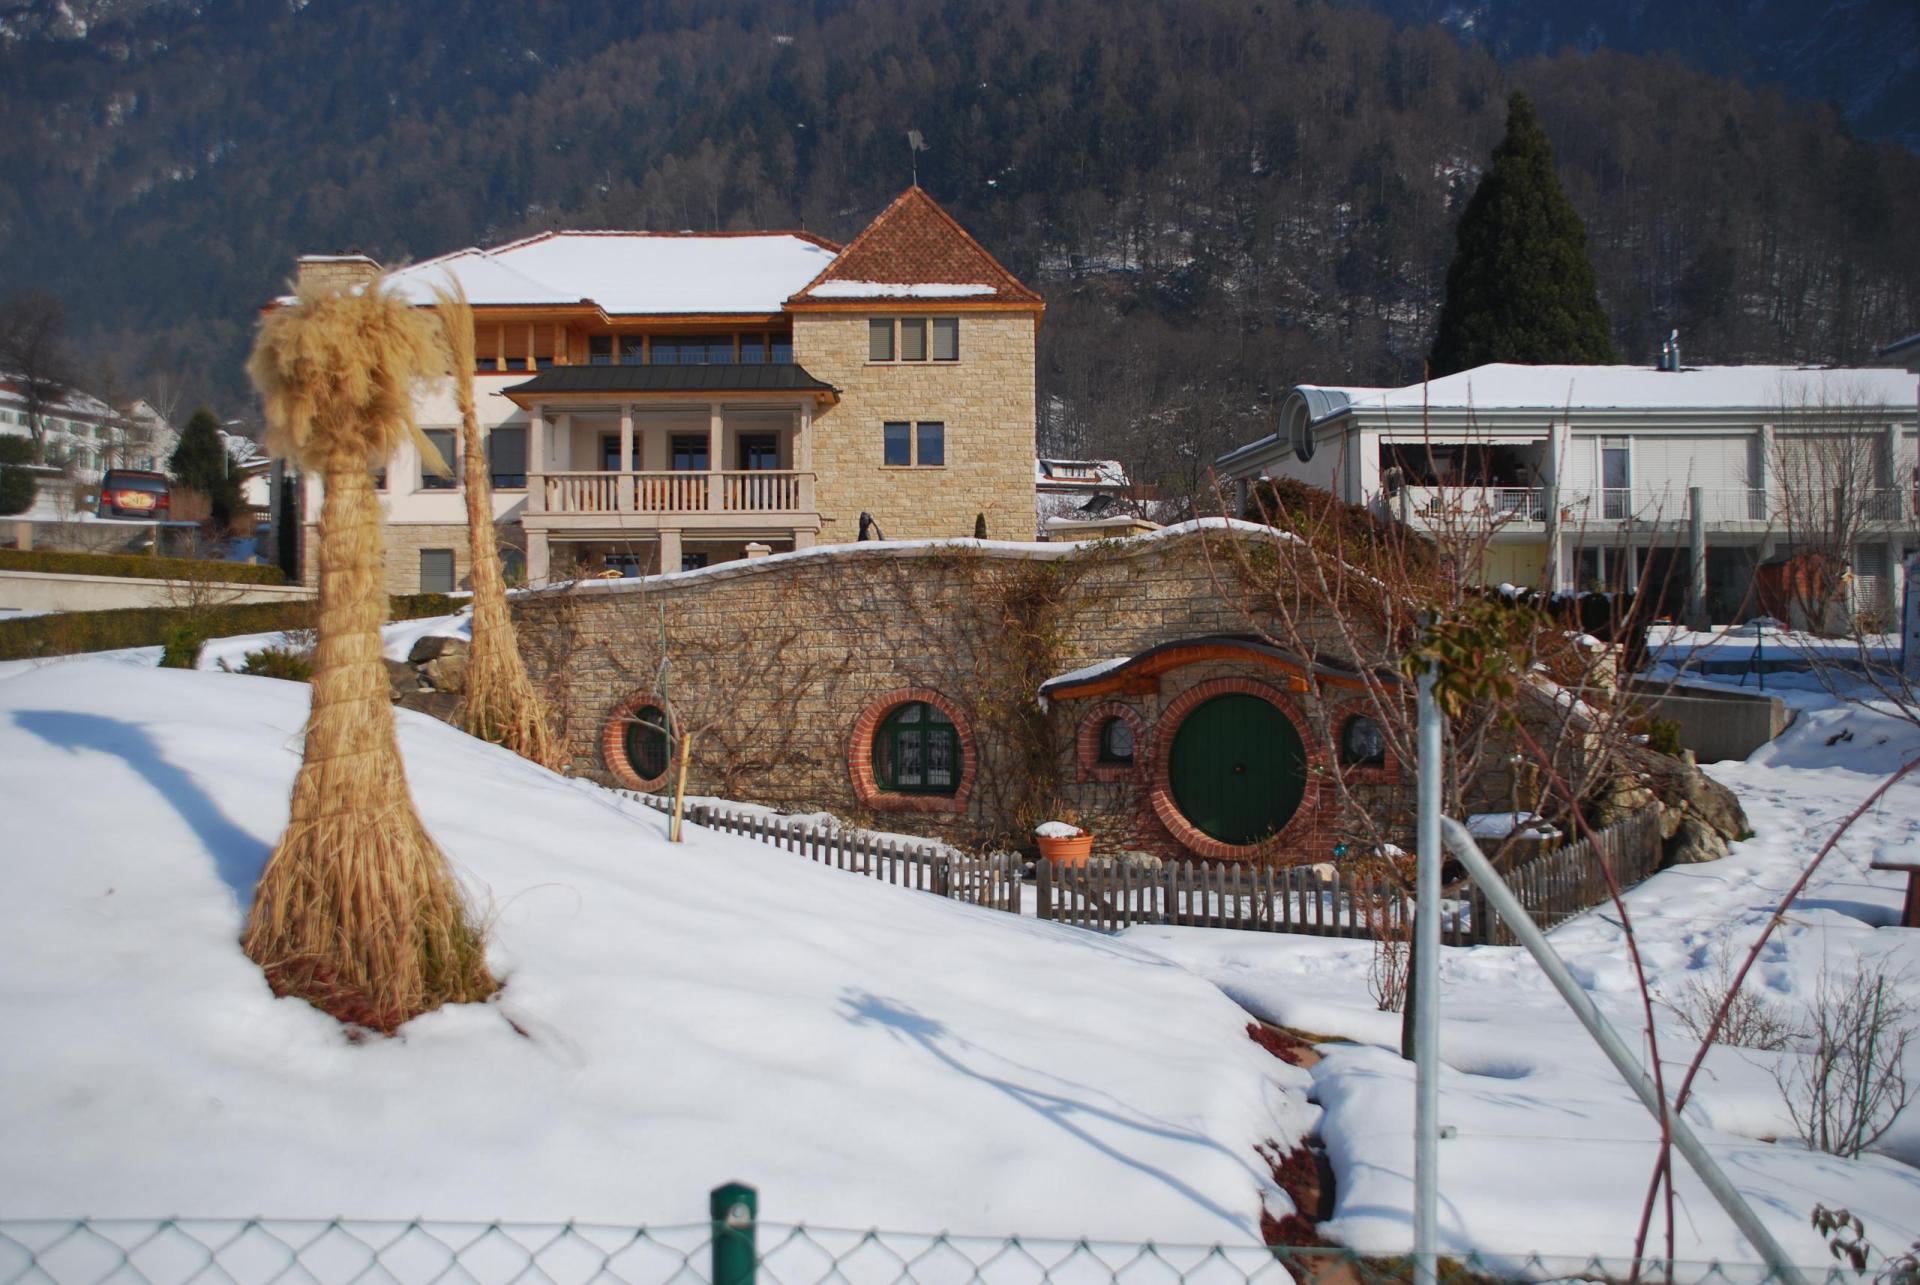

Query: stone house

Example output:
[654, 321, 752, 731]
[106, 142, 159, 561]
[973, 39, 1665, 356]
[282, 187, 1043, 594]
[512, 521, 1454, 865]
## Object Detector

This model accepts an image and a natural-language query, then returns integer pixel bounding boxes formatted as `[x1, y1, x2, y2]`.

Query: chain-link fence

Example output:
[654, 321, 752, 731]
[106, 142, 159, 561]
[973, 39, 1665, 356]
[0, 1202, 1825, 1285]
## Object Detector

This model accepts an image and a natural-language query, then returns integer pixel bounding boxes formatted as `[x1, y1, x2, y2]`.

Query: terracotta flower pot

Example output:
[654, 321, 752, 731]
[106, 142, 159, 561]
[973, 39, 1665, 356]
[1036, 834, 1095, 867]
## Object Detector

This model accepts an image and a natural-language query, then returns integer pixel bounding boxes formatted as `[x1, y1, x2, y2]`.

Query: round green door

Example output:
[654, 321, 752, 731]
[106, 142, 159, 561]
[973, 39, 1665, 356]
[1168, 694, 1307, 845]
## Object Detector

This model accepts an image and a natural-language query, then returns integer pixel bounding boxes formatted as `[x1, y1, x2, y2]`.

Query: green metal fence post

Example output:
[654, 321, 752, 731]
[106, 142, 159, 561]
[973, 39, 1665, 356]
[710, 1182, 758, 1285]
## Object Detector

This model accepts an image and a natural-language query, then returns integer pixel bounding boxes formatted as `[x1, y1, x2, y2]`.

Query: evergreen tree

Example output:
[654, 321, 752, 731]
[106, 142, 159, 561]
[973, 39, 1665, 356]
[0, 435, 36, 516]
[168, 406, 243, 527]
[1428, 92, 1616, 377]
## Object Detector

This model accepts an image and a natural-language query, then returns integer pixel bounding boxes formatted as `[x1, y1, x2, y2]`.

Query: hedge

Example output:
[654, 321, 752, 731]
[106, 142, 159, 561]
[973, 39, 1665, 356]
[0, 548, 288, 586]
[0, 593, 462, 661]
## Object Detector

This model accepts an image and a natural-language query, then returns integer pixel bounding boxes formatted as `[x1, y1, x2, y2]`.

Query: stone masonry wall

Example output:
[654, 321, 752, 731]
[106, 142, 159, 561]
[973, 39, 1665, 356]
[796, 311, 1038, 545]
[513, 526, 1421, 862]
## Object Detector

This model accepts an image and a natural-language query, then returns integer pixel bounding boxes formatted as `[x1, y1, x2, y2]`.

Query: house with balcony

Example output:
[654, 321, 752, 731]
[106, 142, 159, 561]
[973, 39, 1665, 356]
[1215, 361, 1920, 624]
[285, 187, 1043, 593]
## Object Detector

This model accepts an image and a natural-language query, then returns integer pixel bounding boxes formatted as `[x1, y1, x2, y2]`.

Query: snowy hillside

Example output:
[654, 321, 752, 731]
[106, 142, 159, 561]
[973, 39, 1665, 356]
[0, 660, 1311, 1239]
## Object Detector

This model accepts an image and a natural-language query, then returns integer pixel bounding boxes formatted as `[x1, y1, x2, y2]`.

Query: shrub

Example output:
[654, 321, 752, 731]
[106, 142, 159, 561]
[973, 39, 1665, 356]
[0, 548, 286, 585]
[238, 645, 315, 682]
[1660, 943, 1800, 1051]
[0, 592, 459, 661]
[158, 622, 204, 669]
[1774, 960, 1916, 1158]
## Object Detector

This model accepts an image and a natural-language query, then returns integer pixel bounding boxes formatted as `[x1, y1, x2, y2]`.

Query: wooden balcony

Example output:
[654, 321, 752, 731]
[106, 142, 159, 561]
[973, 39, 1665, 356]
[530, 469, 816, 522]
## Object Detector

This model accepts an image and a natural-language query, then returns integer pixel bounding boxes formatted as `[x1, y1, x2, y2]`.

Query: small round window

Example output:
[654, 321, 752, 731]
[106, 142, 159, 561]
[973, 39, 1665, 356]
[1340, 714, 1387, 766]
[623, 704, 672, 781]
[873, 701, 961, 795]
[1098, 716, 1135, 763]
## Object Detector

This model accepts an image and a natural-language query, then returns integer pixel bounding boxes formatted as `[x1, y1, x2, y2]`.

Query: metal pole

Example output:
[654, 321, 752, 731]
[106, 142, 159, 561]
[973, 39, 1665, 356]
[1687, 485, 1707, 631]
[1437, 818, 1810, 1284]
[1413, 664, 1442, 1285]
[710, 1181, 758, 1285]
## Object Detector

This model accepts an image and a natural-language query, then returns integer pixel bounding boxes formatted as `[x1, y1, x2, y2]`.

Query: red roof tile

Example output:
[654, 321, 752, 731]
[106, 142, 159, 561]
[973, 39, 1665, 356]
[788, 187, 1043, 307]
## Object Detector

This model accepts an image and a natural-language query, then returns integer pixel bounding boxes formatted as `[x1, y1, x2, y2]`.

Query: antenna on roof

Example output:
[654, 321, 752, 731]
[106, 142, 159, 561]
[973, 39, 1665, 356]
[906, 129, 927, 186]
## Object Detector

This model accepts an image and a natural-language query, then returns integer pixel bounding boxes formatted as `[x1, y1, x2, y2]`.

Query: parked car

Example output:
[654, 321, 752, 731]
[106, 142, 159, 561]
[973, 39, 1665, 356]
[96, 469, 172, 519]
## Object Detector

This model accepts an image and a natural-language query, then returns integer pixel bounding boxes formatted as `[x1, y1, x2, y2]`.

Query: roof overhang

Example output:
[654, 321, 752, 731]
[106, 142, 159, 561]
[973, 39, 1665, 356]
[501, 362, 840, 409]
[1041, 634, 1396, 702]
[1882, 332, 1920, 373]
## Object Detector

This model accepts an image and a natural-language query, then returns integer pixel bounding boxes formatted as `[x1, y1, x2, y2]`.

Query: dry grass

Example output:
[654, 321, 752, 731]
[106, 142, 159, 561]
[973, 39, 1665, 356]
[244, 274, 497, 1033]
[433, 284, 563, 770]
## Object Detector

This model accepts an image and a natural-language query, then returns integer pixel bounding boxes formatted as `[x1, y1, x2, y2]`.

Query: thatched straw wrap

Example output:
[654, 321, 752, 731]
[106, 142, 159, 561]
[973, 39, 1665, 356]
[244, 273, 496, 1032]
[433, 283, 564, 769]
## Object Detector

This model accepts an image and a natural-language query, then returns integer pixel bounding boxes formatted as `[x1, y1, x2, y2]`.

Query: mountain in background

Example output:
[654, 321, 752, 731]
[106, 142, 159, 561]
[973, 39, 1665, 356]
[1, 0, 1916, 501]
[1349, 0, 1920, 149]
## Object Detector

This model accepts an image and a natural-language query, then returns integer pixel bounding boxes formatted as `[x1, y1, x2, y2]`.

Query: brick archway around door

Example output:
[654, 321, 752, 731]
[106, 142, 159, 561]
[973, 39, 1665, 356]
[1147, 675, 1326, 862]
[848, 686, 978, 814]
[601, 690, 674, 793]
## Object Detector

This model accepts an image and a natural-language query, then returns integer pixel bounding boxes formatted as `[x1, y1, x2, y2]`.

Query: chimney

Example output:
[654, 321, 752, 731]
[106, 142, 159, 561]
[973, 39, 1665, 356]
[1658, 329, 1682, 372]
[294, 254, 380, 293]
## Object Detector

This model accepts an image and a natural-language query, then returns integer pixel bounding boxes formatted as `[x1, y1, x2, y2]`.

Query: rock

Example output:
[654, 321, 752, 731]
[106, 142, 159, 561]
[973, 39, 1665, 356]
[394, 688, 461, 723]
[1678, 765, 1750, 842]
[1666, 815, 1730, 865]
[407, 634, 468, 664]
[1111, 849, 1163, 872]
[382, 658, 419, 702]
[421, 652, 469, 694]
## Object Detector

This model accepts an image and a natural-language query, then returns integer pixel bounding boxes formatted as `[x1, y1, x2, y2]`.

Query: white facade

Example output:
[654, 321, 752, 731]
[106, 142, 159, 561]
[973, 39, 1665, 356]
[1217, 363, 1920, 623]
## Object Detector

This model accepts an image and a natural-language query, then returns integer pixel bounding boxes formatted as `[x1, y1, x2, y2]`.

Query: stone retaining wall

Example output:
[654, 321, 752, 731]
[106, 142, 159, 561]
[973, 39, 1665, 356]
[514, 526, 1434, 862]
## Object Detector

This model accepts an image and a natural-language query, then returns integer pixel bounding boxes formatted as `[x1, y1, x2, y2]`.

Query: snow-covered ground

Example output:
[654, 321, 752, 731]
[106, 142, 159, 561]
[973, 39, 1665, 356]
[1129, 681, 1920, 1268]
[0, 659, 1311, 1242]
[7, 617, 1920, 1269]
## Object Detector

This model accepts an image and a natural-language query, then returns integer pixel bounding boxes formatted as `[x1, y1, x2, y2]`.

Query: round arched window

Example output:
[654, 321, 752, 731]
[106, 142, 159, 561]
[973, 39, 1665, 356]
[623, 704, 671, 782]
[1340, 714, 1387, 766]
[872, 701, 961, 795]
[1098, 715, 1135, 763]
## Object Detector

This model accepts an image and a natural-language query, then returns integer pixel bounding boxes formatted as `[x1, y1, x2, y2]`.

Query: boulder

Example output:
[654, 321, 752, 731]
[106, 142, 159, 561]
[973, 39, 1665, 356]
[1666, 815, 1730, 865]
[421, 651, 469, 695]
[407, 634, 468, 664]
[382, 658, 420, 702]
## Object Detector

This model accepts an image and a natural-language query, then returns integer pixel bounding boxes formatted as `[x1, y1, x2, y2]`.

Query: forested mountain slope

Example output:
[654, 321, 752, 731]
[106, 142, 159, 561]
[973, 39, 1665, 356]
[2, 0, 1915, 493]
[1351, 0, 1920, 149]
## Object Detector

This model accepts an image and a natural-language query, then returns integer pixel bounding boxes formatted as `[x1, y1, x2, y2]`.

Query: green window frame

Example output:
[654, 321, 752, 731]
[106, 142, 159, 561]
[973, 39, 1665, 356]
[872, 701, 960, 795]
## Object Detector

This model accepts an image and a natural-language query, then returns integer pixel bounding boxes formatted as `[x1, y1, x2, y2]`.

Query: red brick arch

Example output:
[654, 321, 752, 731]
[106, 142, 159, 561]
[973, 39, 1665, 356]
[601, 690, 674, 792]
[1148, 676, 1326, 861]
[1075, 701, 1147, 782]
[848, 687, 978, 814]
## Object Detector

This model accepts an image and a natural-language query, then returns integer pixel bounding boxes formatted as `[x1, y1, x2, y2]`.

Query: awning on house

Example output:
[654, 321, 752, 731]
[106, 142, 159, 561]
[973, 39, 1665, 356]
[502, 363, 839, 406]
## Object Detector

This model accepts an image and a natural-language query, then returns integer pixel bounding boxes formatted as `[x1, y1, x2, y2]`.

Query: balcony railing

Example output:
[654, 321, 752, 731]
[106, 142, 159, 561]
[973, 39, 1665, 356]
[538, 470, 813, 517]
[1396, 485, 1548, 523]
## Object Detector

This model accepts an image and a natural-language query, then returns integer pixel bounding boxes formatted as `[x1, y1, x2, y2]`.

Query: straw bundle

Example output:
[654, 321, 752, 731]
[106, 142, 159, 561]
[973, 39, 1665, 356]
[433, 284, 563, 770]
[243, 274, 496, 1033]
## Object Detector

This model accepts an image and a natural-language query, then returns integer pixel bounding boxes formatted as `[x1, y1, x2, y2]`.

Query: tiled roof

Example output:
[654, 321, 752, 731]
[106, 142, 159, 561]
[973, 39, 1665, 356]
[504, 363, 836, 395]
[788, 187, 1042, 307]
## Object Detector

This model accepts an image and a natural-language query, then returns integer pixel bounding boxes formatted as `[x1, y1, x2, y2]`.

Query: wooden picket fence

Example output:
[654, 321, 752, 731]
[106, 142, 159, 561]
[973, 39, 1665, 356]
[616, 791, 1022, 912]
[1033, 807, 1667, 945]
[617, 788, 1663, 946]
[1477, 806, 1666, 944]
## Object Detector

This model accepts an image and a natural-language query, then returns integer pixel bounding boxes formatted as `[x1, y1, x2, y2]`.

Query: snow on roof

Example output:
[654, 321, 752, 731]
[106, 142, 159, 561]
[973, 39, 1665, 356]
[1296, 363, 1917, 424]
[804, 281, 997, 299]
[386, 231, 840, 315]
[0, 376, 114, 419]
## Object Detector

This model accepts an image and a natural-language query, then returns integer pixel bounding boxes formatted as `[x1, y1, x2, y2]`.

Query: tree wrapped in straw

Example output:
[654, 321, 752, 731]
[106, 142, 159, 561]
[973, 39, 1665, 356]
[243, 274, 496, 1032]
[432, 283, 563, 769]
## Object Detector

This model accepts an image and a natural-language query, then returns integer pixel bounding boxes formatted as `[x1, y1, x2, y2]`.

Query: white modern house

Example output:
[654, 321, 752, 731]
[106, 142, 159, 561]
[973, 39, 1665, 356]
[1215, 361, 1920, 624]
